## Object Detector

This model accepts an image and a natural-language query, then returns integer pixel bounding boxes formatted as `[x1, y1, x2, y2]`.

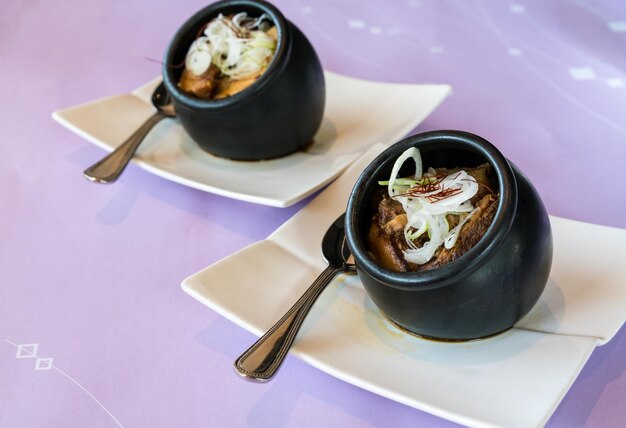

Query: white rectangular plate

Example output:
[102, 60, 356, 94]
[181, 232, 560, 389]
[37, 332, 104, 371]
[53, 72, 451, 207]
[182, 144, 626, 428]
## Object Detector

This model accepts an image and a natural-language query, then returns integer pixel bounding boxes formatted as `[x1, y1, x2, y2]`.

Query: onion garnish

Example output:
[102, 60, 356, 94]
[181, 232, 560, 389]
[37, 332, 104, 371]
[184, 13, 276, 78]
[386, 148, 481, 265]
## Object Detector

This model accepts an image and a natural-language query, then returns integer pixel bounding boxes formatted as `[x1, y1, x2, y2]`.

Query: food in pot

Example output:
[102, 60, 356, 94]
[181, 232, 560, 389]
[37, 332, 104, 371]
[368, 147, 499, 272]
[178, 12, 277, 99]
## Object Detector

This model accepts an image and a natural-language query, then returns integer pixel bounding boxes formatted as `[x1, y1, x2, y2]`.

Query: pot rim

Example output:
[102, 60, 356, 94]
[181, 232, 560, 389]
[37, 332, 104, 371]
[345, 130, 518, 291]
[162, 0, 289, 112]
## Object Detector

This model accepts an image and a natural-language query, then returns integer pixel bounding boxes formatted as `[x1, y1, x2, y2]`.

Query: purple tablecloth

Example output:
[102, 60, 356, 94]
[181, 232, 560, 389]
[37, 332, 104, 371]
[2, 0, 625, 426]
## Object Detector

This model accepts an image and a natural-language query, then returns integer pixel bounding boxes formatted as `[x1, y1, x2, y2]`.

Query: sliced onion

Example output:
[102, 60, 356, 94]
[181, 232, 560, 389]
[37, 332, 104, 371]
[385, 147, 483, 266]
[186, 49, 212, 75]
[185, 37, 213, 75]
[204, 14, 234, 38]
[185, 13, 276, 79]
[388, 147, 422, 198]
[419, 171, 478, 215]
[404, 212, 428, 248]
[444, 207, 479, 249]
[250, 30, 276, 49]
[251, 13, 270, 29]
[232, 12, 248, 30]
[403, 212, 449, 265]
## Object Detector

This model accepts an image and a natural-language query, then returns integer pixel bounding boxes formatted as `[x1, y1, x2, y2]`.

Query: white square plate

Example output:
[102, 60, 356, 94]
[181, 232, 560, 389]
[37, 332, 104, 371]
[182, 144, 626, 428]
[53, 72, 451, 207]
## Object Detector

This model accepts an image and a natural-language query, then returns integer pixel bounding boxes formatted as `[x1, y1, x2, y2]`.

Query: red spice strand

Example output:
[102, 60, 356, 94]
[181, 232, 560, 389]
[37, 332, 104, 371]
[405, 174, 446, 194]
[144, 57, 186, 69]
[143, 57, 164, 65]
[424, 187, 463, 203]
[392, 173, 478, 203]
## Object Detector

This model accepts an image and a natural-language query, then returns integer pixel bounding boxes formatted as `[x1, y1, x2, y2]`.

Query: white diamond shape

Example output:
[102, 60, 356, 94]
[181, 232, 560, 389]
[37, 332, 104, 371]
[510, 4, 525, 13]
[16, 343, 38, 359]
[569, 67, 596, 80]
[608, 21, 626, 33]
[35, 358, 54, 370]
[607, 78, 624, 88]
[508, 47, 522, 56]
[348, 19, 366, 29]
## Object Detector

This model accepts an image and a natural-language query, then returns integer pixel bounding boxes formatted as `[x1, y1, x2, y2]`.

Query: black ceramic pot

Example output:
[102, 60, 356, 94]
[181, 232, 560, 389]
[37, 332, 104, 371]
[345, 130, 553, 341]
[163, 0, 325, 160]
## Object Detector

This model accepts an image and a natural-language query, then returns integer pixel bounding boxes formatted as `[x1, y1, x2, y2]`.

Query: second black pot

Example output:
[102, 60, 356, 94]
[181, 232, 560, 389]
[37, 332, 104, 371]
[345, 130, 553, 341]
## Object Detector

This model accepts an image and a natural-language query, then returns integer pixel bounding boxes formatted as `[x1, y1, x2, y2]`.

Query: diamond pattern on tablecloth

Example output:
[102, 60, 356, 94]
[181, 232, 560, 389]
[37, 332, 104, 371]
[16, 343, 38, 359]
[35, 358, 54, 370]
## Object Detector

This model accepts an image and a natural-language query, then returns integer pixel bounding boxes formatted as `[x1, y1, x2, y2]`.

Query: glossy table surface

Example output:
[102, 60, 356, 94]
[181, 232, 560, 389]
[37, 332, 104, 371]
[2, 0, 625, 426]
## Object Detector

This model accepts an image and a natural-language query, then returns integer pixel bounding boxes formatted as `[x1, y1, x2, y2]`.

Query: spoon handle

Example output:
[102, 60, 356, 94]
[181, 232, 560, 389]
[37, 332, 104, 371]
[234, 265, 339, 381]
[83, 112, 166, 183]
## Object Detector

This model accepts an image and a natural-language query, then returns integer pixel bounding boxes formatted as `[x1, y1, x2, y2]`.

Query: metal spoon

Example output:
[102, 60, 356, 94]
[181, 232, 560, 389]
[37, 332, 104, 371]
[234, 214, 356, 382]
[83, 82, 176, 183]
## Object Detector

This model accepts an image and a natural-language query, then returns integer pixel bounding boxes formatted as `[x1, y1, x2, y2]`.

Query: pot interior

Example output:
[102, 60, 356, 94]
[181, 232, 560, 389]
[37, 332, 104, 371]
[358, 142, 501, 243]
[164, 1, 286, 107]
[348, 131, 516, 290]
